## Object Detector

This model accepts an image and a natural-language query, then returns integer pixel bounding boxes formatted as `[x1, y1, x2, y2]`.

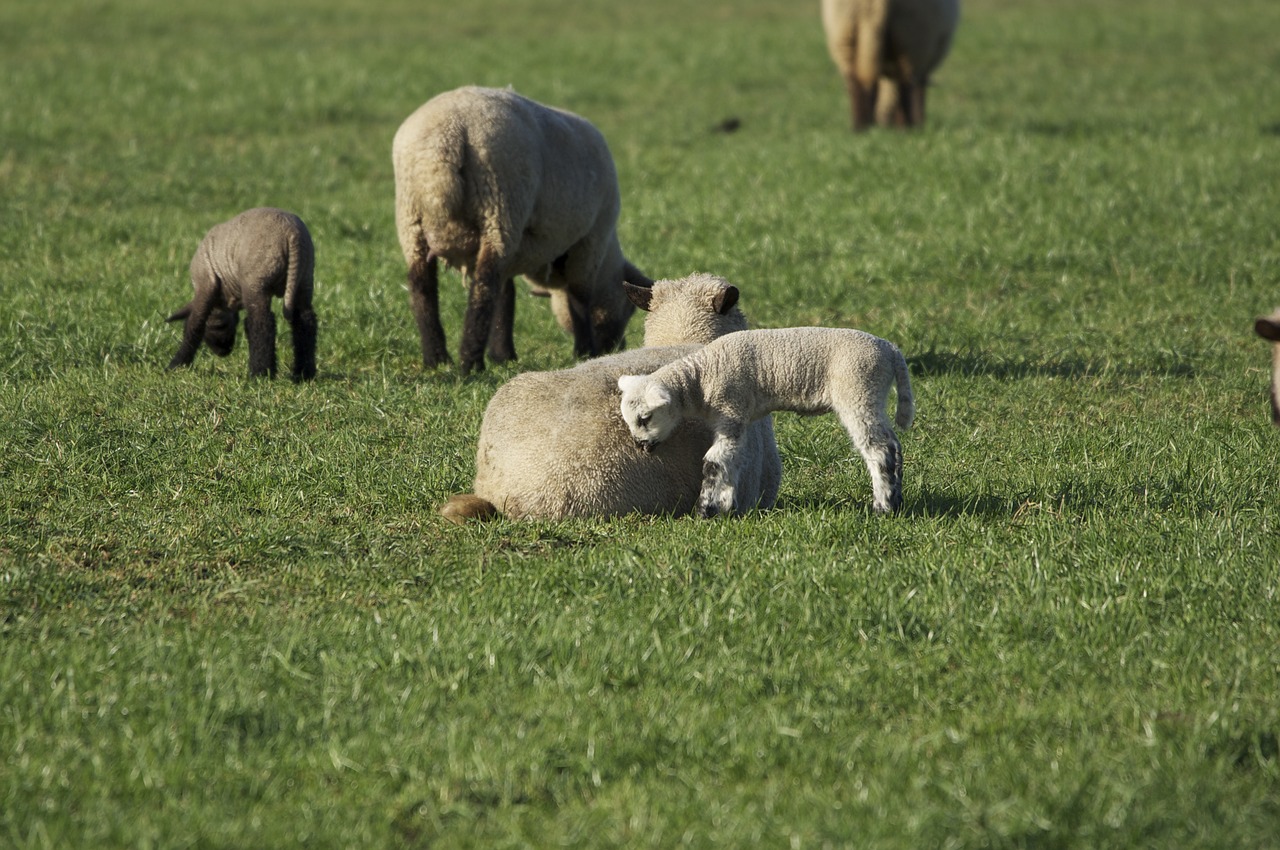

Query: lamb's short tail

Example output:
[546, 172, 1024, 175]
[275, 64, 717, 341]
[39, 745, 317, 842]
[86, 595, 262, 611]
[892, 346, 915, 431]
[439, 494, 500, 525]
[282, 223, 315, 321]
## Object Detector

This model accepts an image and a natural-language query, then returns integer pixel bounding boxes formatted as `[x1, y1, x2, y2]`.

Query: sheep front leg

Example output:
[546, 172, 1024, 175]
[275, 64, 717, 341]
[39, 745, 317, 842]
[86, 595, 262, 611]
[486, 277, 517, 364]
[408, 253, 450, 369]
[243, 293, 278, 378]
[167, 291, 217, 370]
[697, 426, 745, 518]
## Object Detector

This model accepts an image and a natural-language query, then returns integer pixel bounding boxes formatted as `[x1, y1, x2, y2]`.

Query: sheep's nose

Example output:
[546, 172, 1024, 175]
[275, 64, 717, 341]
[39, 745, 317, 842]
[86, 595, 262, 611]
[636, 439, 656, 453]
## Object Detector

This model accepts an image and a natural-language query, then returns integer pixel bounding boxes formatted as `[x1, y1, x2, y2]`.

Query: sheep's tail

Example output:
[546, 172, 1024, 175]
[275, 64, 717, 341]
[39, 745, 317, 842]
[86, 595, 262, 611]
[282, 223, 315, 321]
[439, 494, 500, 525]
[892, 345, 915, 431]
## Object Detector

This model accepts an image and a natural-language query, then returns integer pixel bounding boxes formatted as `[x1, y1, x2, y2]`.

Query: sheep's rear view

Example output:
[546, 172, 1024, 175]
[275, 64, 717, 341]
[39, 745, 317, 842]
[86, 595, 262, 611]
[822, 0, 960, 130]
[393, 86, 650, 374]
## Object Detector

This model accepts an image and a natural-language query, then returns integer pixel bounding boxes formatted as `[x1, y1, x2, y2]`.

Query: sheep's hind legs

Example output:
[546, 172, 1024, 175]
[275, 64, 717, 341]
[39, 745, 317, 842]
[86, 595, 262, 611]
[243, 296, 278, 378]
[486, 277, 517, 364]
[842, 412, 903, 514]
[288, 305, 318, 381]
[408, 252, 450, 369]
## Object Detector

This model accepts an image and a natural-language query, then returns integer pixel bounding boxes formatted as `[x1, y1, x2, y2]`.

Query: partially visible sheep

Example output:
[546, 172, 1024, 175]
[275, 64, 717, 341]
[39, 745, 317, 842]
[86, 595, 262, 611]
[1256, 309, 1280, 426]
[167, 207, 317, 380]
[821, 0, 960, 130]
[393, 86, 652, 375]
[619, 327, 914, 517]
[439, 273, 782, 521]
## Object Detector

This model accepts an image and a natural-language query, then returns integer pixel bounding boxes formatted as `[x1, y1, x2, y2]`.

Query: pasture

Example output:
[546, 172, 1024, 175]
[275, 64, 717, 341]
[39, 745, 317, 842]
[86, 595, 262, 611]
[2, 0, 1279, 846]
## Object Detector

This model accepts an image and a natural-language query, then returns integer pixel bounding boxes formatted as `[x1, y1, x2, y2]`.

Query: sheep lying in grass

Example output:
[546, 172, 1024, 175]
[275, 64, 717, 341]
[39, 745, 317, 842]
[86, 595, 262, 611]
[1256, 309, 1280, 426]
[822, 0, 960, 130]
[393, 86, 652, 375]
[167, 207, 317, 380]
[619, 327, 914, 517]
[440, 273, 781, 522]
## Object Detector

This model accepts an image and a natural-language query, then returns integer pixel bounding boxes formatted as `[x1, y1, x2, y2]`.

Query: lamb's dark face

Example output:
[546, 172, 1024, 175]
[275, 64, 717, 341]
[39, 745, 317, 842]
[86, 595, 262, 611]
[203, 308, 239, 357]
[618, 374, 680, 451]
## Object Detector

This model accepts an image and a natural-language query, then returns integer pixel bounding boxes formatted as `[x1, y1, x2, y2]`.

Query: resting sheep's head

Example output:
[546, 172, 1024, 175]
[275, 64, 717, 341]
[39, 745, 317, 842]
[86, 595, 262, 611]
[617, 374, 680, 451]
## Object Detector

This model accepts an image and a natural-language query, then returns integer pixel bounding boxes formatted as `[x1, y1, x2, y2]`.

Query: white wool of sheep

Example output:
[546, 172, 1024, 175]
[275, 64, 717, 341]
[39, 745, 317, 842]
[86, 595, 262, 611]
[619, 326, 914, 517]
[440, 273, 782, 521]
[822, 0, 960, 130]
[393, 86, 649, 375]
[1256, 308, 1280, 426]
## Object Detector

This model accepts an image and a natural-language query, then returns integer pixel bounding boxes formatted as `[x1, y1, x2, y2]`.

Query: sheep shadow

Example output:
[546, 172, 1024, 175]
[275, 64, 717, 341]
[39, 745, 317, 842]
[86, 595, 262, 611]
[772, 490, 1011, 520]
[907, 348, 1196, 380]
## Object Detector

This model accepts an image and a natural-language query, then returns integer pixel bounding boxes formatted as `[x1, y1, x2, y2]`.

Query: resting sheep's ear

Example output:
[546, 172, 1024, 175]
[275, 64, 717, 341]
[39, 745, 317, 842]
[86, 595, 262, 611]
[1256, 317, 1280, 342]
[624, 282, 654, 312]
[713, 286, 739, 315]
[617, 374, 645, 395]
[167, 303, 193, 322]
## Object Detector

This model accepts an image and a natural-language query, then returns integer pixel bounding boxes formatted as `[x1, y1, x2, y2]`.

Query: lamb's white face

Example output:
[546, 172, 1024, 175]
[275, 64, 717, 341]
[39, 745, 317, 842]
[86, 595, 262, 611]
[617, 375, 680, 450]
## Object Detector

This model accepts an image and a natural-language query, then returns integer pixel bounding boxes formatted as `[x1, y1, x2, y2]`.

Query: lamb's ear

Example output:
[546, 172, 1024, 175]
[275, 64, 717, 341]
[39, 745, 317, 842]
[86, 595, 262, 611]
[713, 285, 739, 315]
[624, 282, 654, 312]
[1256, 317, 1280, 341]
[167, 303, 193, 322]
[617, 374, 645, 395]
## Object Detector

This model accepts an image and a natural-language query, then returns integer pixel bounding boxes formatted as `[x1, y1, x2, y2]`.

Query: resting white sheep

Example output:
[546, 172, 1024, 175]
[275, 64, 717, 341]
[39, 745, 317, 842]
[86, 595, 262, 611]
[393, 85, 651, 375]
[439, 273, 782, 521]
[166, 207, 317, 380]
[821, 0, 960, 130]
[619, 327, 914, 517]
[1256, 309, 1280, 426]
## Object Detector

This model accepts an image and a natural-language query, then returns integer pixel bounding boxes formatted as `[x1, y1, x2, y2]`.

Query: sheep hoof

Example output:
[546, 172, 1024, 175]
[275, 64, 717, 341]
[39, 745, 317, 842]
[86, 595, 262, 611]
[440, 494, 498, 524]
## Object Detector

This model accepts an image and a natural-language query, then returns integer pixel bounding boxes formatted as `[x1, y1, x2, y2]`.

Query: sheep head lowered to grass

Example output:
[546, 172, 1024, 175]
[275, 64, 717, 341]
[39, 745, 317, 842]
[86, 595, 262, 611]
[393, 85, 652, 375]
[167, 207, 317, 381]
[1256, 309, 1280, 426]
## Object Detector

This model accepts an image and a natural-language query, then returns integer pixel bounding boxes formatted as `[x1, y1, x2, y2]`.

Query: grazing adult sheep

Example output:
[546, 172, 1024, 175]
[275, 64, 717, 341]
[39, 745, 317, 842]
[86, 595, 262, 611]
[393, 85, 652, 375]
[619, 327, 914, 517]
[1255, 309, 1280, 426]
[167, 207, 317, 380]
[821, 0, 960, 130]
[439, 273, 782, 522]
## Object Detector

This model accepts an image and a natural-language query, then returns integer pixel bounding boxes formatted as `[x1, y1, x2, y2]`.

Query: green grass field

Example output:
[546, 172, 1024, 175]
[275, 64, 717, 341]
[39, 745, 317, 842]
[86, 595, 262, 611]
[3, 0, 1280, 846]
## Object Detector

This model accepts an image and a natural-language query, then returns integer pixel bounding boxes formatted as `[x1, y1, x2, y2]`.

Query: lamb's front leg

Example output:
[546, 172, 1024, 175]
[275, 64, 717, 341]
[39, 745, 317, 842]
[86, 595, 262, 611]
[697, 425, 745, 518]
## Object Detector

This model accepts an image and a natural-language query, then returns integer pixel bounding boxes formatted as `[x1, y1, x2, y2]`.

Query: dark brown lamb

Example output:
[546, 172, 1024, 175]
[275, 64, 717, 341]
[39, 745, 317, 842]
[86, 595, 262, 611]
[167, 207, 317, 380]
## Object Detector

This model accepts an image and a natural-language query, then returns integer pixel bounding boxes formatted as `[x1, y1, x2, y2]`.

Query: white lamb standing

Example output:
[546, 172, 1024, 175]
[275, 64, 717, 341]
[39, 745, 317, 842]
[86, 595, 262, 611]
[393, 85, 651, 375]
[439, 273, 782, 522]
[619, 327, 915, 517]
[1256, 309, 1280, 426]
[821, 0, 961, 130]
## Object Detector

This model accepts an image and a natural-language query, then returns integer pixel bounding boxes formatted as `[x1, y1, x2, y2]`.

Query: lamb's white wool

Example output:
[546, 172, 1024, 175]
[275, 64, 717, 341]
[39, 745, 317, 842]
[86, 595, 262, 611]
[1255, 309, 1280, 426]
[619, 326, 914, 516]
[821, 0, 960, 130]
[439, 274, 782, 522]
[393, 85, 650, 374]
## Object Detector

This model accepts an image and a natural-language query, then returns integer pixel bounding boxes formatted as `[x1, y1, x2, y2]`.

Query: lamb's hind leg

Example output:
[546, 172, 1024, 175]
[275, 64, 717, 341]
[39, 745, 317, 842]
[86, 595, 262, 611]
[486, 277, 517, 364]
[408, 249, 449, 369]
[243, 292, 277, 378]
[697, 426, 746, 518]
[838, 409, 903, 514]
[288, 304, 318, 381]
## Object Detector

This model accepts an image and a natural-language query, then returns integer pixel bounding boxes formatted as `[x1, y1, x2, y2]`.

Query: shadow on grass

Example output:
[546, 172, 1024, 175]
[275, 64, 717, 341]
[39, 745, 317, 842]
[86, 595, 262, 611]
[908, 348, 1196, 380]
[773, 490, 1013, 519]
